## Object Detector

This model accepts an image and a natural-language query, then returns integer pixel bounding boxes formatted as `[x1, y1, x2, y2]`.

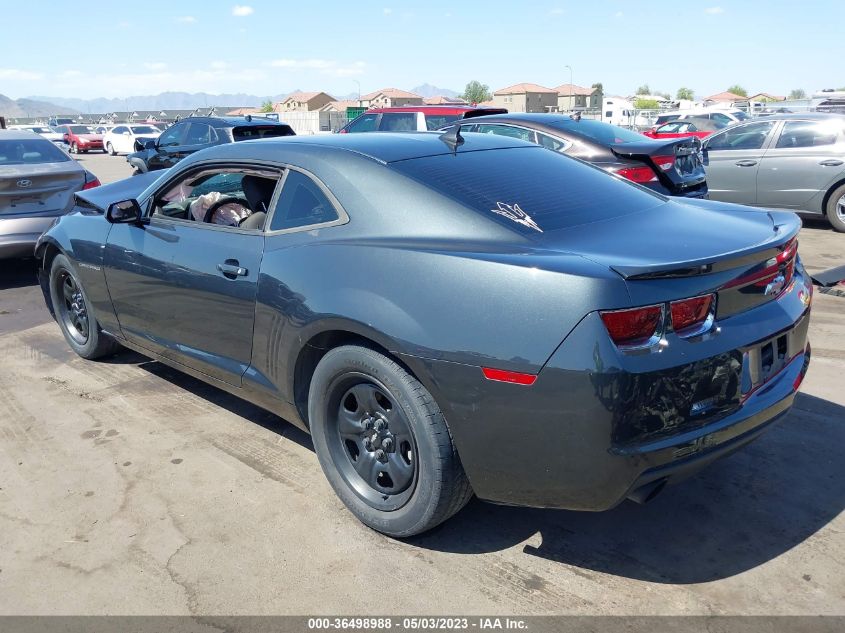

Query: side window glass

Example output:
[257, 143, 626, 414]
[184, 123, 212, 145]
[706, 121, 775, 151]
[269, 170, 339, 231]
[776, 121, 840, 148]
[475, 124, 535, 143]
[346, 114, 379, 132]
[113, 126, 127, 134]
[711, 113, 731, 124]
[379, 113, 417, 131]
[157, 123, 185, 147]
[536, 132, 568, 152]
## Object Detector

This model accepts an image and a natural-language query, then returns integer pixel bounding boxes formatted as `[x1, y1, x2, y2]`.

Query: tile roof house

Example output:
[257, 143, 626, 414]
[226, 107, 262, 116]
[320, 99, 361, 113]
[423, 95, 467, 105]
[276, 91, 335, 112]
[704, 91, 748, 104]
[555, 83, 602, 111]
[491, 83, 558, 113]
[360, 88, 424, 108]
[748, 92, 786, 102]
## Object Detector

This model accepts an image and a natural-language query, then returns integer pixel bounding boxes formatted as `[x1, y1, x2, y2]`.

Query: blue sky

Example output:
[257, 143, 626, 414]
[1, 0, 842, 100]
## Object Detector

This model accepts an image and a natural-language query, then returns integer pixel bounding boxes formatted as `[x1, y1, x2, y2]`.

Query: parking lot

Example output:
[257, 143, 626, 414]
[0, 151, 844, 616]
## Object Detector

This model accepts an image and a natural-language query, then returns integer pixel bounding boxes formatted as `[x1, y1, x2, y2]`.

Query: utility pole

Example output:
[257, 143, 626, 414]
[564, 65, 573, 112]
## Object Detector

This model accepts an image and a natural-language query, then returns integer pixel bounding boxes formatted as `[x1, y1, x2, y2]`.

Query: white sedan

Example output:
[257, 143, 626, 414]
[103, 124, 161, 155]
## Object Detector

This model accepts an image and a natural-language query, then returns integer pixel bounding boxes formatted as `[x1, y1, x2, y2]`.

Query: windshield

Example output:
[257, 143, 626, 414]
[68, 125, 92, 134]
[29, 127, 50, 133]
[0, 139, 71, 164]
[548, 119, 646, 144]
[131, 126, 158, 134]
[733, 111, 750, 120]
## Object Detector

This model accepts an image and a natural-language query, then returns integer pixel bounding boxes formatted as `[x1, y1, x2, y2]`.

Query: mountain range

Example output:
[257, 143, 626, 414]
[2, 84, 461, 119]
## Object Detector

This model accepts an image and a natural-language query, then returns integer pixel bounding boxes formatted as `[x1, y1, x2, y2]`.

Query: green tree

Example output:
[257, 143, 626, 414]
[788, 88, 806, 100]
[676, 87, 694, 100]
[727, 84, 747, 97]
[259, 100, 274, 113]
[591, 82, 603, 94]
[634, 98, 660, 109]
[636, 84, 651, 95]
[462, 80, 492, 104]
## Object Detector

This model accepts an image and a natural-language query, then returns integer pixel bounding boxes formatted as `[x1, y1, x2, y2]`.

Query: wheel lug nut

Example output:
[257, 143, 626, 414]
[374, 419, 386, 432]
[375, 449, 386, 462]
[363, 417, 374, 430]
[382, 437, 394, 451]
[363, 437, 374, 451]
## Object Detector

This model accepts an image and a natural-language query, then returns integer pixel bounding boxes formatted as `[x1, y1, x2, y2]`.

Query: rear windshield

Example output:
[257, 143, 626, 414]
[131, 126, 158, 134]
[425, 114, 460, 130]
[391, 146, 663, 235]
[68, 125, 93, 134]
[233, 125, 295, 140]
[0, 139, 71, 165]
[549, 119, 645, 144]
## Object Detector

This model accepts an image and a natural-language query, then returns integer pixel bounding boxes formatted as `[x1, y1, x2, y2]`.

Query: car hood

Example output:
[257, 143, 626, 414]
[536, 197, 798, 279]
[75, 171, 162, 210]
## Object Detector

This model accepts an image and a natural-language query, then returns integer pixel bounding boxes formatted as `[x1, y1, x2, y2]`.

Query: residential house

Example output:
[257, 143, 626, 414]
[748, 92, 786, 102]
[555, 83, 602, 111]
[491, 83, 557, 113]
[423, 95, 467, 105]
[276, 91, 335, 112]
[359, 88, 423, 108]
[321, 100, 360, 113]
[226, 107, 262, 116]
[703, 91, 748, 106]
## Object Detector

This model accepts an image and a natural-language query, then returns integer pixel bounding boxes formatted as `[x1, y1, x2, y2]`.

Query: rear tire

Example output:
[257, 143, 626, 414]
[106, 142, 116, 156]
[825, 183, 845, 233]
[309, 345, 472, 537]
[49, 254, 122, 360]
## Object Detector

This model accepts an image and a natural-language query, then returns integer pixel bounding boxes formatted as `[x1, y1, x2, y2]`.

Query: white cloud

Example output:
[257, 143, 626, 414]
[232, 5, 254, 16]
[549, 7, 564, 15]
[117, 21, 130, 28]
[704, 6, 724, 14]
[613, 11, 624, 18]
[383, 7, 392, 14]
[0, 68, 43, 80]
[143, 62, 167, 71]
[268, 59, 366, 77]
[210, 61, 230, 70]
[176, 15, 197, 23]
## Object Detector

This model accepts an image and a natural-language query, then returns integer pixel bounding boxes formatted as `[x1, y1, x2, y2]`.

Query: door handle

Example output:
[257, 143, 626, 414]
[819, 159, 844, 167]
[735, 160, 758, 167]
[217, 261, 248, 278]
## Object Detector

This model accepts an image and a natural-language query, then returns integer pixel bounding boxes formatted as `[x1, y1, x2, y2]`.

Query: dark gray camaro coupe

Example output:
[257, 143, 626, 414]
[35, 132, 812, 536]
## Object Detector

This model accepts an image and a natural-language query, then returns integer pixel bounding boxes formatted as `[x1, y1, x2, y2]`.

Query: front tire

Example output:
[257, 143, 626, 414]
[49, 254, 121, 360]
[309, 345, 472, 537]
[106, 142, 116, 156]
[825, 183, 845, 232]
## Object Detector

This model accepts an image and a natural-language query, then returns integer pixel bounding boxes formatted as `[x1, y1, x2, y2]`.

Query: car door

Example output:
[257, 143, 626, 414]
[148, 121, 188, 170]
[756, 119, 845, 211]
[703, 120, 777, 204]
[103, 165, 281, 386]
[112, 126, 130, 153]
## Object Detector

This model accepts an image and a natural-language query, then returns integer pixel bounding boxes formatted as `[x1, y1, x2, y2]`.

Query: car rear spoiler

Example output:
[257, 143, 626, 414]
[610, 136, 701, 160]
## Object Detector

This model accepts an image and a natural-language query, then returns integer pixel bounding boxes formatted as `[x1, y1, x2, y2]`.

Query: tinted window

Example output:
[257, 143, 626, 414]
[113, 126, 128, 134]
[392, 147, 664, 236]
[0, 139, 71, 164]
[548, 119, 645, 145]
[379, 113, 417, 131]
[475, 123, 535, 143]
[733, 111, 750, 120]
[425, 114, 460, 130]
[68, 125, 90, 134]
[270, 170, 339, 231]
[158, 123, 185, 147]
[184, 122, 212, 145]
[232, 125, 295, 140]
[131, 125, 158, 135]
[707, 121, 775, 150]
[345, 113, 378, 133]
[536, 131, 568, 152]
[775, 120, 840, 148]
[710, 112, 732, 124]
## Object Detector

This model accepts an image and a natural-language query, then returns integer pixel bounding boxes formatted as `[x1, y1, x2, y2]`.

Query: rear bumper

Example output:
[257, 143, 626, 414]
[0, 216, 58, 259]
[402, 271, 812, 511]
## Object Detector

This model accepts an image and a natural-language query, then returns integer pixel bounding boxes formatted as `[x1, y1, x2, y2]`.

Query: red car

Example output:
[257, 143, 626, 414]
[643, 116, 724, 140]
[338, 105, 507, 133]
[60, 124, 105, 153]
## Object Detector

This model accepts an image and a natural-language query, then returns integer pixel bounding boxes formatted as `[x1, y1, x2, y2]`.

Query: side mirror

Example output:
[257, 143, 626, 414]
[106, 199, 143, 224]
[144, 139, 157, 150]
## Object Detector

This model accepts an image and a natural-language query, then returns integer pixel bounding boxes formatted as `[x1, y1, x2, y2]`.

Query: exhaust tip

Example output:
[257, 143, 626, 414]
[627, 479, 667, 505]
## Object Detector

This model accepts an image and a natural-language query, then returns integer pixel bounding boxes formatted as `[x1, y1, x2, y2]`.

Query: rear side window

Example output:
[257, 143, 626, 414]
[391, 147, 664, 236]
[233, 125, 295, 140]
[184, 123, 214, 145]
[0, 139, 70, 164]
[425, 114, 460, 130]
[269, 170, 339, 231]
[345, 113, 379, 133]
[707, 121, 775, 150]
[775, 120, 840, 148]
[475, 123, 535, 143]
[379, 113, 417, 131]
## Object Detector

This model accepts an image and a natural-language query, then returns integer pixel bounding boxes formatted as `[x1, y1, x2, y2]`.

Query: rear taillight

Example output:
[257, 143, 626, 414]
[82, 176, 101, 190]
[615, 165, 658, 183]
[670, 294, 714, 335]
[652, 154, 676, 171]
[599, 305, 663, 347]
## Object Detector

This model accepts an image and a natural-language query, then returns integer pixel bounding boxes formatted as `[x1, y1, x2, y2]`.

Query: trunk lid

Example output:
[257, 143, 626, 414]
[611, 136, 706, 194]
[0, 161, 85, 216]
[75, 170, 162, 211]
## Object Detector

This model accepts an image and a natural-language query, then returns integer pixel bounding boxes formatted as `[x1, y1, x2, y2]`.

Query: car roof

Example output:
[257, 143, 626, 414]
[0, 129, 45, 140]
[217, 131, 534, 164]
[365, 106, 503, 115]
[754, 112, 845, 120]
[172, 115, 291, 127]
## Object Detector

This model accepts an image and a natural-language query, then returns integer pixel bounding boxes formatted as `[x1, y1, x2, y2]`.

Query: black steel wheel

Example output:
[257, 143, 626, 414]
[48, 254, 121, 360]
[309, 345, 473, 537]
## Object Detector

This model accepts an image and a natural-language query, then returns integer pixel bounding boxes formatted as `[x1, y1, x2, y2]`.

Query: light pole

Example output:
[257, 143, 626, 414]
[353, 79, 361, 105]
[564, 65, 573, 112]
